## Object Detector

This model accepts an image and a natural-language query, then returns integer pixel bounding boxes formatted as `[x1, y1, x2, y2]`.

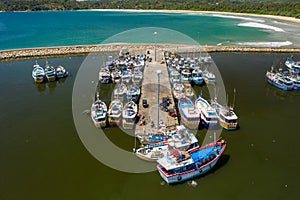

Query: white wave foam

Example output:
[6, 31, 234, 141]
[273, 20, 288, 25]
[237, 41, 292, 47]
[238, 22, 285, 32]
[212, 14, 265, 23]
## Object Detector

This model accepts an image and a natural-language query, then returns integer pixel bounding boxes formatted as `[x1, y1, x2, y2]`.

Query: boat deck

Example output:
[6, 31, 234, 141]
[135, 50, 179, 136]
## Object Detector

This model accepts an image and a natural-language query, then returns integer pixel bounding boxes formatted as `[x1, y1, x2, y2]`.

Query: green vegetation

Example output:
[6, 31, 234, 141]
[0, 0, 300, 19]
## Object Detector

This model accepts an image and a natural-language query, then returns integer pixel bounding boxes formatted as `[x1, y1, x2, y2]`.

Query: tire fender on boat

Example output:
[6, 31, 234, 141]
[177, 175, 182, 181]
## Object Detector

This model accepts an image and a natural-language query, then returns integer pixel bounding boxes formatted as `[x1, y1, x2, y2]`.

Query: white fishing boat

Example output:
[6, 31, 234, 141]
[170, 70, 181, 84]
[99, 67, 111, 84]
[113, 83, 127, 101]
[203, 69, 215, 84]
[211, 99, 238, 130]
[172, 83, 185, 100]
[122, 100, 138, 130]
[44, 61, 56, 82]
[121, 69, 132, 84]
[32, 62, 45, 83]
[111, 69, 122, 83]
[126, 85, 141, 102]
[90, 98, 108, 128]
[135, 125, 199, 162]
[178, 97, 200, 130]
[108, 99, 123, 126]
[195, 96, 218, 128]
[55, 65, 68, 79]
[132, 71, 143, 85]
[181, 69, 192, 84]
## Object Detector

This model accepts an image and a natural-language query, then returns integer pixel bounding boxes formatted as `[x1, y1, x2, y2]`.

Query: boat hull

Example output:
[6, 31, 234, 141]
[92, 119, 107, 129]
[158, 158, 219, 184]
[219, 120, 238, 130]
[46, 75, 56, 82]
[266, 76, 293, 91]
[33, 77, 44, 83]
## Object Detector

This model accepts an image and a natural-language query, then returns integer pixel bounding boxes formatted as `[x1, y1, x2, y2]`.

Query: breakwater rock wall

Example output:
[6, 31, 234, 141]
[1, 44, 300, 61]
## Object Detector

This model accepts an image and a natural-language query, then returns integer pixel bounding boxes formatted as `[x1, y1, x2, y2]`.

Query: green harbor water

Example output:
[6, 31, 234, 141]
[0, 53, 300, 199]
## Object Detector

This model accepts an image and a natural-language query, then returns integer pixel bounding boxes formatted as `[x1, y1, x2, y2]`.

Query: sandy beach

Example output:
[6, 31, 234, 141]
[87, 9, 300, 24]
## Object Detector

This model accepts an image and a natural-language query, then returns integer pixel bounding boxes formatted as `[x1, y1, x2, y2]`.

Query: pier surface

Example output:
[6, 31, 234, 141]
[135, 50, 179, 136]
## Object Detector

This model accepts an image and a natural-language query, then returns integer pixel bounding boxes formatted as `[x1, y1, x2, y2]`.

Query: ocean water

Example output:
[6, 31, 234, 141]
[0, 10, 299, 50]
[0, 53, 300, 199]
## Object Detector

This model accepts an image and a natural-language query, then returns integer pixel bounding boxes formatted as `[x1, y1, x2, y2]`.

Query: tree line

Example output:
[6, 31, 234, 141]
[0, 0, 299, 18]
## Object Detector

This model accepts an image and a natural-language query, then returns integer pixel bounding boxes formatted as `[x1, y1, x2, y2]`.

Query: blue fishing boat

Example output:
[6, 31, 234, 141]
[285, 57, 300, 74]
[55, 65, 68, 79]
[191, 68, 204, 85]
[266, 71, 294, 91]
[290, 75, 300, 90]
[178, 97, 200, 129]
[157, 140, 226, 184]
[32, 62, 45, 83]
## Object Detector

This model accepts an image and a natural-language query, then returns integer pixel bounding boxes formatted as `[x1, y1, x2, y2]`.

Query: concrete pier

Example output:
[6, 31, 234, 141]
[135, 50, 179, 136]
[2, 43, 300, 61]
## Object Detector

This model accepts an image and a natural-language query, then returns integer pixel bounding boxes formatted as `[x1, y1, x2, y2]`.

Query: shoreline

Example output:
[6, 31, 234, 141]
[86, 9, 300, 24]
[1, 43, 300, 61]
[2, 8, 300, 24]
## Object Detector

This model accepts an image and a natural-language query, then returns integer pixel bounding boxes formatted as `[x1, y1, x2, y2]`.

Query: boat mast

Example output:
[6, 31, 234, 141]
[232, 88, 236, 110]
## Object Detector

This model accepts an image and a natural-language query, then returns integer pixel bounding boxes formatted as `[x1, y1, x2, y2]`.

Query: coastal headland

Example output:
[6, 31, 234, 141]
[1, 44, 300, 61]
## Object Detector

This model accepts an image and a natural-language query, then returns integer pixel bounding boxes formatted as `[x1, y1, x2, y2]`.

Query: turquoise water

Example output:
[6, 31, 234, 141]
[1, 10, 296, 50]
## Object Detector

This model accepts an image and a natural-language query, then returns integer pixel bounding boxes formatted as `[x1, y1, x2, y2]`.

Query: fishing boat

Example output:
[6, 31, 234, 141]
[178, 97, 200, 129]
[32, 62, 45, 83]
[211, 99, 238, 130]
[157, 140, 226, 184]
[184, 84, 195, 98]
[289, 75, 300, 90]
[90, 98, 108, 128]
[202, 69, 215, 84]
[55, 65, 68, 79]
[170, 70, 181, 84]
[195, 96, 218, 128]
[266, 71, 294, 91]
[121, 69, 132, 84]
[132, 71, 143, 85]
[111, 69, 122, 83]
[126, 85, 141, 102]
[172, 83, 185, 100]
[113, 83, 127, 101]
[285, 57, 300, 74]
[191, 68, 204, 85]
[99, 67, 111, 84]
[44, 61, 56, 82]
[181, 69, 192, 84]
[108, 99, 123, 126]
[122, 100, 138, 130]
[135, 125, 199, 162]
